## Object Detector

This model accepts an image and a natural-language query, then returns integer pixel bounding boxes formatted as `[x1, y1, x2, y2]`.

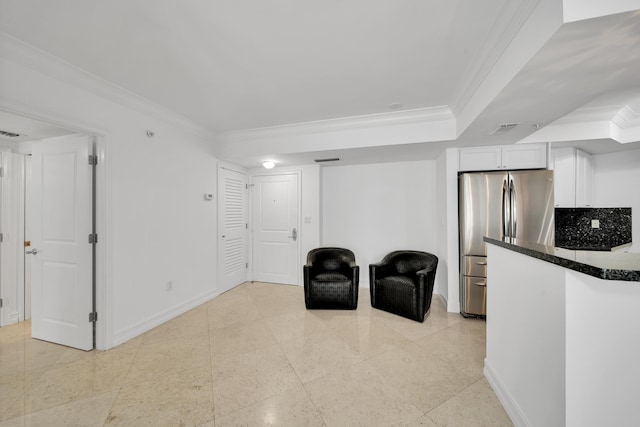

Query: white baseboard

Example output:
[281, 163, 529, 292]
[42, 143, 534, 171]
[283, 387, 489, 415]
[484, 359, 531, 427]
[111, 289, 219, 348]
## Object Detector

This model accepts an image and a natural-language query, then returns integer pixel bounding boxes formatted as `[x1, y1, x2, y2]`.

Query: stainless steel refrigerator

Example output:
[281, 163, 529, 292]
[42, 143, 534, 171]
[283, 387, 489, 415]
[458, 170, 554, 317]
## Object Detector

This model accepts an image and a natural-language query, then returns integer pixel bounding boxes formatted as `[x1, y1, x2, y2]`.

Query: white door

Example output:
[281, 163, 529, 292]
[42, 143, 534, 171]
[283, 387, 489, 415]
[251, 173, 299, 285]
[0, 152, 3, 327]
[30, 134, 94, 351]
[218, 166, 247, 293]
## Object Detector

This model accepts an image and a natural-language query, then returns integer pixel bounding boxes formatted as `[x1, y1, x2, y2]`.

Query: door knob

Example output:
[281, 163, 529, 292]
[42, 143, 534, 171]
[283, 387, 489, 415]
[288, 228, 297, 242]
[26, 248, 39, 255]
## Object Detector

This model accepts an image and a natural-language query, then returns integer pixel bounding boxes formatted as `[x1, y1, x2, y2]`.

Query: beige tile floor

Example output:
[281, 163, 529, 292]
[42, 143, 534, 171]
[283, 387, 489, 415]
[0, 282, 513, 426]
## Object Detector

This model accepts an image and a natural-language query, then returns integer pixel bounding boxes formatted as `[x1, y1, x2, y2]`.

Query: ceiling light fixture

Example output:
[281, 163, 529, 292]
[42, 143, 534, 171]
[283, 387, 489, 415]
[262, 161, 275, 169]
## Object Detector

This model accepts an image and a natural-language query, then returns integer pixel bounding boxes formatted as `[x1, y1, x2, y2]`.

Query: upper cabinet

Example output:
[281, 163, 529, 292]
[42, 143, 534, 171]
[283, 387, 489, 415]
[458, 143, 547, 172]
[550, 147, 593, 208]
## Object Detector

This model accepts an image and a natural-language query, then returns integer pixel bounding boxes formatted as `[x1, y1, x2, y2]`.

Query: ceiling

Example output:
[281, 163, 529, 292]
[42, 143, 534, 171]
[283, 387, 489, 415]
[1, 1, 639, 165]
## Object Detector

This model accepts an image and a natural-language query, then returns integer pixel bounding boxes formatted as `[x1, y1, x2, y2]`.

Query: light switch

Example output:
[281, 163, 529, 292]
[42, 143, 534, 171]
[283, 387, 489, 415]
[591, 219, 600, 228]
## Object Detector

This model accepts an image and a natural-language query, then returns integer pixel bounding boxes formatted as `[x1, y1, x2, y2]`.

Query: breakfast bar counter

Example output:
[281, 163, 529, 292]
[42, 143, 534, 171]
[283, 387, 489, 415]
[483, 237, 640, 281]
[482, 237, 640, 427]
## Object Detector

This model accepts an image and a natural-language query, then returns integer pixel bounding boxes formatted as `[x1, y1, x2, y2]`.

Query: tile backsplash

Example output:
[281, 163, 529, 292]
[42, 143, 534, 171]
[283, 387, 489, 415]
[555, 208, 632, 250]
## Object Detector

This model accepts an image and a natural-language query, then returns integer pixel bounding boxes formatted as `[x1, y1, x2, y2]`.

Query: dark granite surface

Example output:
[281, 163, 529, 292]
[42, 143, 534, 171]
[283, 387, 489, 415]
[555, 207, 632, 250]
[484, 236, 640, 282]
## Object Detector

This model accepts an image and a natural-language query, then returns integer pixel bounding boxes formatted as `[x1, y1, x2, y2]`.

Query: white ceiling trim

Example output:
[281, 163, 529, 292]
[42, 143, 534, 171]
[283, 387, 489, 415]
[452, 0, 542, 116]
[553, 105, 623, 124]
[612, 104, 640, 129]
[220, 106, 455, 145]
[612, 122, 640, 144]
[520, 117, 640, 145]
[216, 107, 457, 161]
[0, 31, 217, 141]
[519, 120, 613, 143]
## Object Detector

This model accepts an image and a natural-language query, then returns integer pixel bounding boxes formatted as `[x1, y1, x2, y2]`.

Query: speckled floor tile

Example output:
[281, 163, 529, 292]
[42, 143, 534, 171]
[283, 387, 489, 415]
[210, 346, 301, 417]
[215, 383, 324, 427]
[265, 310, 331, 345]
[0, 391, 117, 427]
[304, 361, 424, 426]
[414, 325, 486, 379]
[125, 335, 211, 385]
[280, 328, 364, 384]
[426, 379, 513, 427]
[0, 283, 511, 427]
[209, 321, 279, 363]
[105, 368, 214, 427]
[366, 342, 479, 413]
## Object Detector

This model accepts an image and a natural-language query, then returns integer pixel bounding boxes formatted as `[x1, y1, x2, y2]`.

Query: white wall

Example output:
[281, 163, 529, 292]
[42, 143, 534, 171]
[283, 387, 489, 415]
[436, 148, 461, 312]
[321, 160, 438, 288]
[0, 151, 25, 326]
[592, 148, 640, 252]
[1, 42, 219, 348]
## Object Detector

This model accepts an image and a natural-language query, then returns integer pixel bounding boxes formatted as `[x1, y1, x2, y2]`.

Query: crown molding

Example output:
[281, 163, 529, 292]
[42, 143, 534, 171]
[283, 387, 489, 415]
[221, 106, 455, 145]
[452, 0, 541, 117]
[612, 104, 640, 129]
[0, 31, 217, 141]
[553, 105, 622, 124]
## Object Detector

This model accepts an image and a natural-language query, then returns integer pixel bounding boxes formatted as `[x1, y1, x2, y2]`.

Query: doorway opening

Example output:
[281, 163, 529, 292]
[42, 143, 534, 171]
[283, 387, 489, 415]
[0, 110, 102, 350]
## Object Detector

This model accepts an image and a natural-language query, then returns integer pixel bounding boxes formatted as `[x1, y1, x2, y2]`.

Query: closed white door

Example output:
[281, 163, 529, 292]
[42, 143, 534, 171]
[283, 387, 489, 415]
[30, 134, 94, 351]
[251, 173, 299, 285]
[218, 166, 247, 293]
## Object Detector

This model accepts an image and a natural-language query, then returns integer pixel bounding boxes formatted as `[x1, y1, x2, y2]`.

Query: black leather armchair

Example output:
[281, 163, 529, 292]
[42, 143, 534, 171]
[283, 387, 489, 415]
[369, 251, 438, 322]
[304, 247, 359, 309]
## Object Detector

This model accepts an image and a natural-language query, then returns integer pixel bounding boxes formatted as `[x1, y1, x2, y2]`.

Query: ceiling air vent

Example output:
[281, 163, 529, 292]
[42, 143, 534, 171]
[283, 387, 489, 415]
[314, 157, 340, 163]
[0, 130, 22, 138]
[490, 123, 520, 135]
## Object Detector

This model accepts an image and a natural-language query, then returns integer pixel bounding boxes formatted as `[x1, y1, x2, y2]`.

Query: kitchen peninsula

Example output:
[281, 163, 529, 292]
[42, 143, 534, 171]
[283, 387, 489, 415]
[483, 237, 640, 427]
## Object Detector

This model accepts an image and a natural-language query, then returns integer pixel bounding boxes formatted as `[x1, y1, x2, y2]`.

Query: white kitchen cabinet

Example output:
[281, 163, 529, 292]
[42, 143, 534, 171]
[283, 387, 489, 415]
[575, 148, 594, 207]
[458, 143, 547, 171]
[550, 147, 593, 207]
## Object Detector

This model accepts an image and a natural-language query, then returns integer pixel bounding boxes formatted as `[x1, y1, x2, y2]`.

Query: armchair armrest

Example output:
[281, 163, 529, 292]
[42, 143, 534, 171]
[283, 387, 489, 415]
[369, 262, 395, 279]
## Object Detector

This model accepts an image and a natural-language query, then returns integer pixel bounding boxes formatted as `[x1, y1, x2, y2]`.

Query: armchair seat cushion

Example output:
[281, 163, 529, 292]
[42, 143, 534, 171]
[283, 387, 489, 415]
[314, 272, 349, 282]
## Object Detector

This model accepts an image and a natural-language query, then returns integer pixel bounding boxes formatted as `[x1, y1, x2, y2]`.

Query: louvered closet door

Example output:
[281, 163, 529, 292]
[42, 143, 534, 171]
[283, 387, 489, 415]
[218, 166, 247, 293]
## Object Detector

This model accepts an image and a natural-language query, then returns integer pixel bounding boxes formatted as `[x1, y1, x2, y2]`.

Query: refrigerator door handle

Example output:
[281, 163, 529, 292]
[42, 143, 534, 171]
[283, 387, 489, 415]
[502, 180, 510, 237]
[510, 177, 517, 238]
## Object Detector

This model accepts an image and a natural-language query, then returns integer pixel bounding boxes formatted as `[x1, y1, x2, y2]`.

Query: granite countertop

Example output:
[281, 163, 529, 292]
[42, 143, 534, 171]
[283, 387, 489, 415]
[484, 236, 640, 282]
[554, 243, 632, 251]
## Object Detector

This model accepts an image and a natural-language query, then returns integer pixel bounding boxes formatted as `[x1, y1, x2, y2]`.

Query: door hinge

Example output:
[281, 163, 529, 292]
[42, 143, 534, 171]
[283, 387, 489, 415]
[245, 223, 248, 229]
[0, 298, 3, 308]
[88, 155, 98, 166]
[0, 233, 3, 243]
[88, 233, 98, 244]
[89, 312, 98, 322]
[0, 167, 4, 177]
[246, 262, 248, 269]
